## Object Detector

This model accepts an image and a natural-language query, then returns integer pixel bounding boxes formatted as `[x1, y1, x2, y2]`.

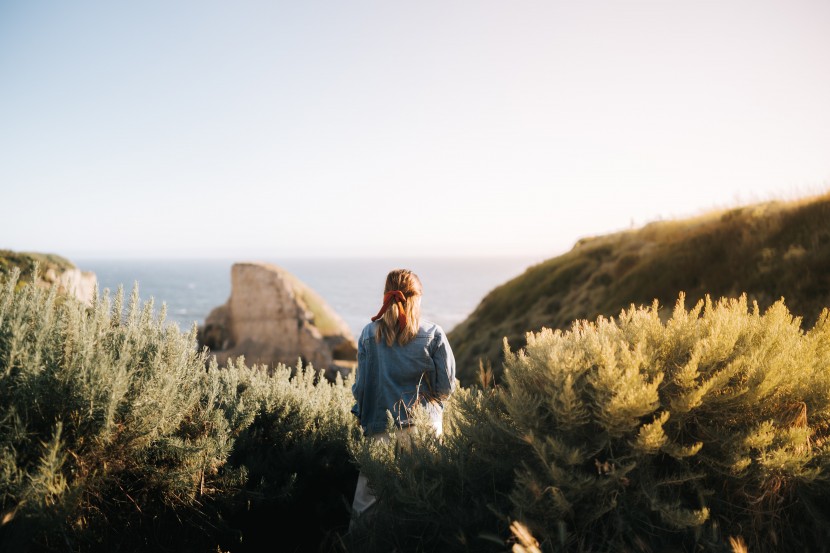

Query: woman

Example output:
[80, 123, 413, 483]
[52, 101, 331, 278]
[350, 268, 457, 520]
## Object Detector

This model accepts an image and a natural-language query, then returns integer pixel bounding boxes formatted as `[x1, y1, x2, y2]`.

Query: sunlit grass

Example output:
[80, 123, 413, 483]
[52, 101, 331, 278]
[450, 188, 830, 386]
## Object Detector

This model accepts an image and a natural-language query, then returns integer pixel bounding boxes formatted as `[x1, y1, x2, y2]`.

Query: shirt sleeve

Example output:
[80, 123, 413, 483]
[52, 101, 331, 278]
[430, 325, 457, 400]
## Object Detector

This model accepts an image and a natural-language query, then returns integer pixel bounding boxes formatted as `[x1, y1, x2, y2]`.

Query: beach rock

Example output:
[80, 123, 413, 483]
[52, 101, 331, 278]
[198, 261, 357, 381]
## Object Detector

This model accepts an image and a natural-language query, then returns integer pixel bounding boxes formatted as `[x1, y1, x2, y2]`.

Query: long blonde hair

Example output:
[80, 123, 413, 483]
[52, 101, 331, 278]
[374, 269, 422, 346]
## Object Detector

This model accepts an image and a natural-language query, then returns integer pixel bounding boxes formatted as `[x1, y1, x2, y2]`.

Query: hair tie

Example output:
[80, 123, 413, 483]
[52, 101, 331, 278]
[371, 290, 407, 331]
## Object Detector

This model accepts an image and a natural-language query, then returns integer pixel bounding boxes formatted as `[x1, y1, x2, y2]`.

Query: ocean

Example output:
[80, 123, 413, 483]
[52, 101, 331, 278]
[73, 257, 541, 339]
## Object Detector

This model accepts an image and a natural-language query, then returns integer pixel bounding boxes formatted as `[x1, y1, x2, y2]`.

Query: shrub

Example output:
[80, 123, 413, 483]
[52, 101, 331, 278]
[494, 294, 830, 552]
[217, 359, 361, 553]
[351, 294, 830, 552]
[0, 268, 361, 552]
[346, 387, 520, 553]
[0, 267, 257, 551]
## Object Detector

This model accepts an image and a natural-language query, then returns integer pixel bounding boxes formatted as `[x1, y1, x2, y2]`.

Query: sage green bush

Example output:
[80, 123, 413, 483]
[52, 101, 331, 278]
[350, 294, 830, 553]
[495, 294, 830, 552]
[0, 268, 361, 552]
[219, 359, 361, 553]
[0, 268, 253, 550]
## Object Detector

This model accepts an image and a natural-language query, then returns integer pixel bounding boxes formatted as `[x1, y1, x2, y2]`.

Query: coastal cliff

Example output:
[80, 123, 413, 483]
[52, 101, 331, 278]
[198, 262, 357, 381]
[0, 249, 97, 305]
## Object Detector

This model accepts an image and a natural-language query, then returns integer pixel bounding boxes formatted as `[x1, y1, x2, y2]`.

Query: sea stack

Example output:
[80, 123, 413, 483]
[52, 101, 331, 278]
[198, 262, 357, 381]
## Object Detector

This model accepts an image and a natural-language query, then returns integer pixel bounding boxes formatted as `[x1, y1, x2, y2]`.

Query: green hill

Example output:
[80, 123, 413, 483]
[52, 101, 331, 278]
[0, 249, 76, 283]
[449, 190, 830, 386]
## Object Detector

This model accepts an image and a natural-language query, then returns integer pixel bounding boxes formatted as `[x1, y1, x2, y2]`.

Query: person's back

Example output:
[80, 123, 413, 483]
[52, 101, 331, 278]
[352, 318, 454, 436]
[349, 268, 457, 525]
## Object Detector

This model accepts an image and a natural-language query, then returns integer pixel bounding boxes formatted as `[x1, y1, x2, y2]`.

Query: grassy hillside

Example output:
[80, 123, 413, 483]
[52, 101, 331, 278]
[0, 249, 76, 284]
[449, 190, 830, 385]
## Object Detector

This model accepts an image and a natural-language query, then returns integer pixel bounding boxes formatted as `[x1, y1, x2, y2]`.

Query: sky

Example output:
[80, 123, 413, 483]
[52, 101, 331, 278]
[1, 0, 829, 261]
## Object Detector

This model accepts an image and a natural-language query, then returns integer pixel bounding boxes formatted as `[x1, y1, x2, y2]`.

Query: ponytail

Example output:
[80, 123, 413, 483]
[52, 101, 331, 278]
[372, 269, 422, 346]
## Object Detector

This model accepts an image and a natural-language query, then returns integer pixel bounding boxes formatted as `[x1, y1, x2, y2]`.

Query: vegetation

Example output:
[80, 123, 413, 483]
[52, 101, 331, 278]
[449, 190, 830, 385]
[494, 294, 830, 552]
[7, 189, 830, 551]
[0, 267, 361, 552]
[3, 265, 830, 552]
[351, 294, 830, 552]
[0, 250, 76, 289]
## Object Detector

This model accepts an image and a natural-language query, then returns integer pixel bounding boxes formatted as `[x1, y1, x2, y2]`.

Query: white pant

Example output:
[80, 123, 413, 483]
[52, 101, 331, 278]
[351, 420, 443, 519]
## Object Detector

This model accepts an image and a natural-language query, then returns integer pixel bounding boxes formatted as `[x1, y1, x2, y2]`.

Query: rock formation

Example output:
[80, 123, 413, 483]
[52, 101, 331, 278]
[44, 267, 97, 305]
[198, 262, 357, 381]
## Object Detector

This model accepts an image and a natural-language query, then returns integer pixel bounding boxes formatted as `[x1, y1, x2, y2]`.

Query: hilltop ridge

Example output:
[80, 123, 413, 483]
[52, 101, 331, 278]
[449, 190, 830, 386]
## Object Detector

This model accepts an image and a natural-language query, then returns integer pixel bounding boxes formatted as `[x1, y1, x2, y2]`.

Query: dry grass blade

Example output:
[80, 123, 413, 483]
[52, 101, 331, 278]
[510, 520, 542, 553]
[729, 535, 748, 553]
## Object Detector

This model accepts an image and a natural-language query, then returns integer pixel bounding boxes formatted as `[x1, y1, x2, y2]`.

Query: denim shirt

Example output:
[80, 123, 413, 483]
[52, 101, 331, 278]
[351, 319, 456, 436]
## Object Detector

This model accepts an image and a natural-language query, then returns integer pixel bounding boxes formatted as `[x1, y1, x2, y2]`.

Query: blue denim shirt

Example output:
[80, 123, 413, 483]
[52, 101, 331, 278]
[351, 319, 456, 436]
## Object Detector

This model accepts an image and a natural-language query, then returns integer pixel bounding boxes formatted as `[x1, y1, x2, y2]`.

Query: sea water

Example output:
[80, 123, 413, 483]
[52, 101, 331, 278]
[74, 256, 541, 339]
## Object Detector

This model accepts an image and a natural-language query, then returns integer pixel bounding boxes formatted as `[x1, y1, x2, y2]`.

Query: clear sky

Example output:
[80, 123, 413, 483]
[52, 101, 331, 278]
[2, 0, 829, 260]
